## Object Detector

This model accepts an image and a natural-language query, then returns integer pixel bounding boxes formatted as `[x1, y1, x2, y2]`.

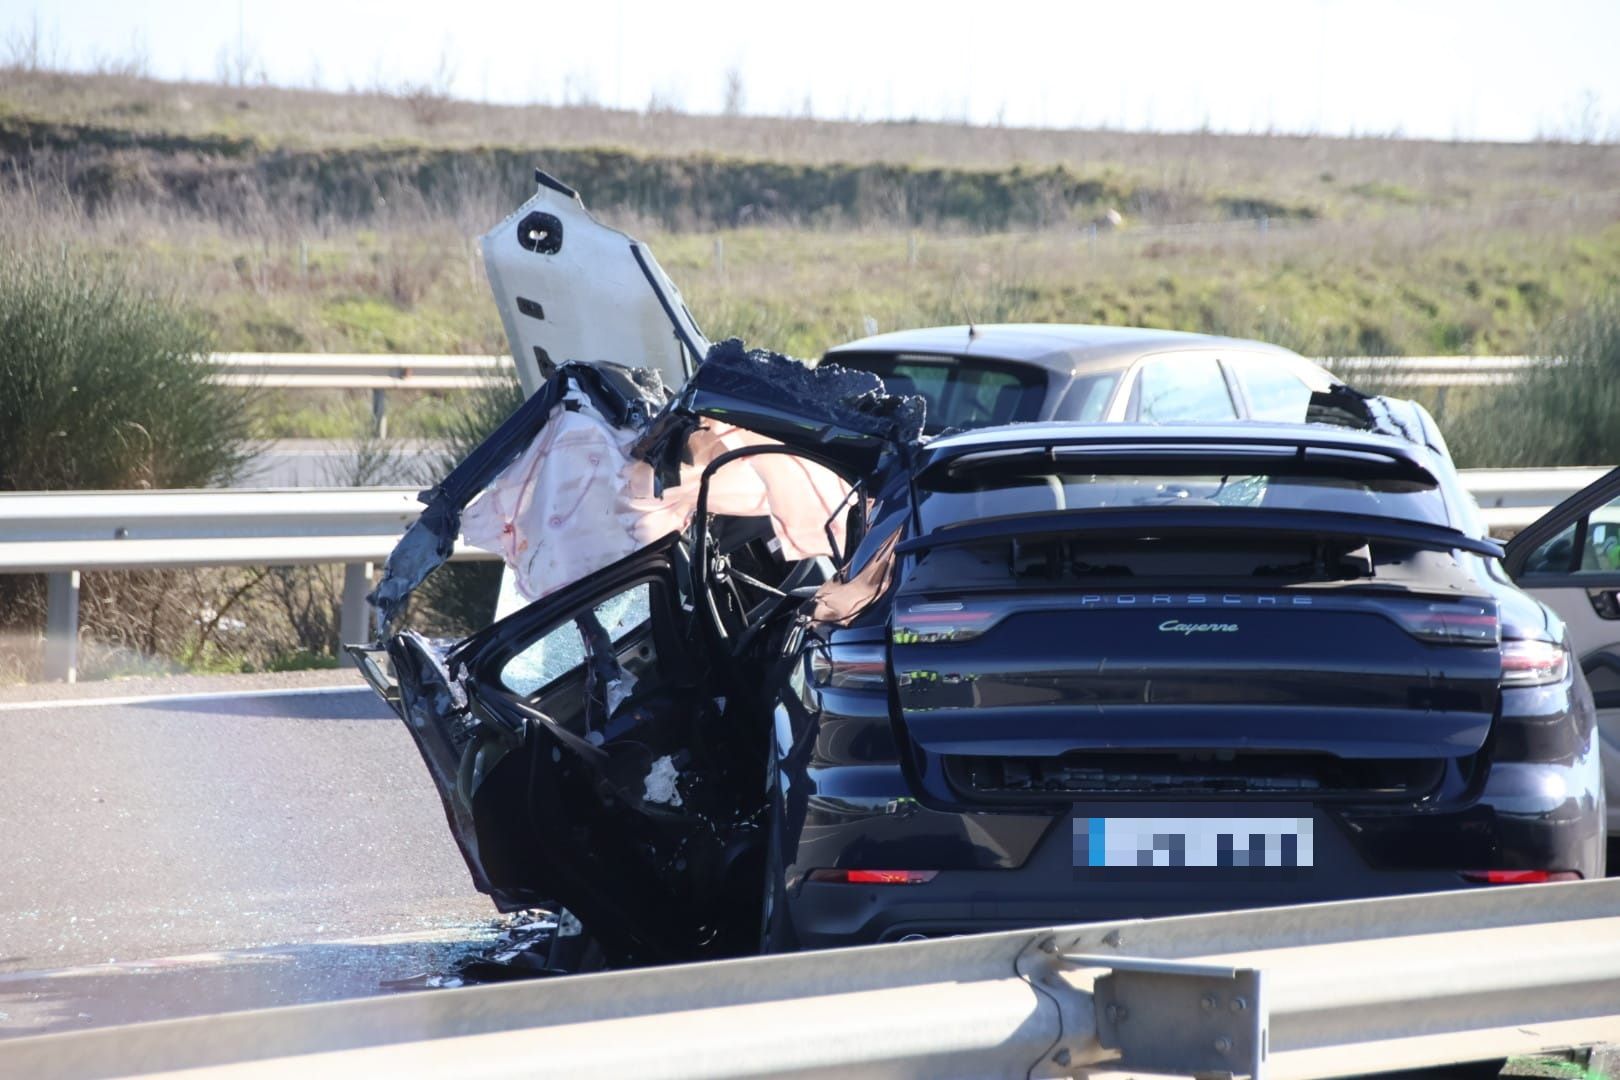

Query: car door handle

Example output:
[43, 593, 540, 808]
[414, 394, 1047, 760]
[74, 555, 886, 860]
[1588, 588, 1620, 620]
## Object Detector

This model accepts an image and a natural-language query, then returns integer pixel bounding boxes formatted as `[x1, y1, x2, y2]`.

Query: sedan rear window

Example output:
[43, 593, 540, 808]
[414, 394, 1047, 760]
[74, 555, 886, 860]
[828, 353, 1043, 434]
[1227, 355, 1315, 423]
[1132, 354, 1236, 422]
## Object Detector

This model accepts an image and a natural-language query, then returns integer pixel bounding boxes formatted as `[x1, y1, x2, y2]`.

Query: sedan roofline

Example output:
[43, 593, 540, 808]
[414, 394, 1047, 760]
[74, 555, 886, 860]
[824, 322, 1310, 377]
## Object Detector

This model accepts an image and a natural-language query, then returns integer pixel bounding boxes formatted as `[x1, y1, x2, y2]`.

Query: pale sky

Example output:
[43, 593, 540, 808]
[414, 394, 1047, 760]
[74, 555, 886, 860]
[5, 0, 1619, 141]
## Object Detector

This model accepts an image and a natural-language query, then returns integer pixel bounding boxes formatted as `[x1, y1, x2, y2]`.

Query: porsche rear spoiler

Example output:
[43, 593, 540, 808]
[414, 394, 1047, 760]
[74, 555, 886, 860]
[894, 506, 1505, 560]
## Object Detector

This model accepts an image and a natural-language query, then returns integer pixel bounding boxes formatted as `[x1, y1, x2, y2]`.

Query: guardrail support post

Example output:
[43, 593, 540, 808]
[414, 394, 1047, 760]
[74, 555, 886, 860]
[340, 562, 375, 662]
[44, 570, 80, 683]
[371, 389, 388, 438]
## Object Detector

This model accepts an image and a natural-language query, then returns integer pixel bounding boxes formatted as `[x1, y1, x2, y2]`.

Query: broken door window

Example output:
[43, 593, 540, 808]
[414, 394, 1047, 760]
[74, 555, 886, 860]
[500, 585, 652, 698]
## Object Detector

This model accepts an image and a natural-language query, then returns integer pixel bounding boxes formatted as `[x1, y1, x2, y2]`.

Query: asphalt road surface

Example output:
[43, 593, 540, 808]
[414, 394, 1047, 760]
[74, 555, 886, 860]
[236, 439, 442, 487]
[0, 684, 497, 1037]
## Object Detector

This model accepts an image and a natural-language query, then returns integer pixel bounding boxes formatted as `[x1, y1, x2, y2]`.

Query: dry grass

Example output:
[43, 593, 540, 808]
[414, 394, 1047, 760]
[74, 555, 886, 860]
[9, 170, 1611, 364]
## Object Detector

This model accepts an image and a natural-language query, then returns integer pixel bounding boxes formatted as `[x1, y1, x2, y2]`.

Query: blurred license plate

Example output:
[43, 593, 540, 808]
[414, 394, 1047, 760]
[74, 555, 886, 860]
[1073, 815, 1313, 868]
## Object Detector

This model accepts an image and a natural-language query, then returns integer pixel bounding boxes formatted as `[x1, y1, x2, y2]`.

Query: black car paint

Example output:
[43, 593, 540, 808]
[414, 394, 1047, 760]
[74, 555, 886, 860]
[764, 430, 1603, 949]
[776, 634, 1602, 950]
[373, 357, 1604, 966]
[428, 535, 776, 966]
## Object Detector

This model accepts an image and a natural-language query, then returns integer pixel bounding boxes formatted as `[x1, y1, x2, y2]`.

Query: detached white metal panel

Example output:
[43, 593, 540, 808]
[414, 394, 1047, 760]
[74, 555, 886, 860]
[480, 175, 706, 395]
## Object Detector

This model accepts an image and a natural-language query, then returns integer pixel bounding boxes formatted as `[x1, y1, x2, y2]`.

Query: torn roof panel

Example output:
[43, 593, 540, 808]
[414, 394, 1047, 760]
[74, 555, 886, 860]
[671, 339, 926, 475]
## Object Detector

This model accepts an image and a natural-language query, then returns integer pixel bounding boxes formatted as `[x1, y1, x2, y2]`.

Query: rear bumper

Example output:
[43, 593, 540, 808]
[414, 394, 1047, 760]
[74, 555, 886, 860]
[781, 750, 1605, 949]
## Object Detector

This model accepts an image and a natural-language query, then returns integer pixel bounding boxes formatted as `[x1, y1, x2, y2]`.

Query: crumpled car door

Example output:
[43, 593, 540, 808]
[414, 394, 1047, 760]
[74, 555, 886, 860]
[1504, 466, 1620, 836]
[483, 170, 709, 396]
[393, 533, 767, 966]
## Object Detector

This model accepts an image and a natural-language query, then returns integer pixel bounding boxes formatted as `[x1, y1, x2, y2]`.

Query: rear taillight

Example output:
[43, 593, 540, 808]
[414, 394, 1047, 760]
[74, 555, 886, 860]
[892, 602, 1003, 644]
[1391, 604, 1499, 646]
[807, 869, 939, 885]
[1459, 869, 1581, 884]
[1500, 638, 1570, 687]
[808, 644, 887, 690]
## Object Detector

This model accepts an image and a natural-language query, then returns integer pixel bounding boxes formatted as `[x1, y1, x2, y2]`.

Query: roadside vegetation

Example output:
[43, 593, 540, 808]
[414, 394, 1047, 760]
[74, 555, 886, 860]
[1444, 301, 1620, 468]
[1, 68, 1618, 680]
[0, 251, 250, 491]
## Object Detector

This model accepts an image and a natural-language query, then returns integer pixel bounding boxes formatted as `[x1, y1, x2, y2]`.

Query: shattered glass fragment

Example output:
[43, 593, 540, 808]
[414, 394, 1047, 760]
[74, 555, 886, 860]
[643, 755, 684, 807]
[604, 674, 638, 717]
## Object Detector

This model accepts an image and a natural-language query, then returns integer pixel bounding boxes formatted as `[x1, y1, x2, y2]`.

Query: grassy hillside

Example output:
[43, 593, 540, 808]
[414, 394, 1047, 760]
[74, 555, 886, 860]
[7, 70, 1618, 203]
[7, 69, 1620, 227]
[3, 69, 1619, 392]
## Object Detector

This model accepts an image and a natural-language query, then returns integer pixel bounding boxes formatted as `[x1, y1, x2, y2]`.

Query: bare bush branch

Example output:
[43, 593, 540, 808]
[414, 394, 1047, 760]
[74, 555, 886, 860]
[395, 44, 458, 127]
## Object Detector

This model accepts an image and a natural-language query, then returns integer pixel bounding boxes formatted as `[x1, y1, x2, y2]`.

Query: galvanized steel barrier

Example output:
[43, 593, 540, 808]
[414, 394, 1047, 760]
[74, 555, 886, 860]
[6, 878, 1619, 1079]
[209, 353, 511, 437]
[217, 353, 1538, 394]
[1322, 355, 1547, 387]
[0, 487, 498, 681]
[213, 351, 1542, 435]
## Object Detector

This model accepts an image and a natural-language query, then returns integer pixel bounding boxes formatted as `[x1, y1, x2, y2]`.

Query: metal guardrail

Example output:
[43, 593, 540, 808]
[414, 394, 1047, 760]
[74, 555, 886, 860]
[210, 353, 512, 435]
[0, 488, 499, 681]
[210, 353, 509, 389]
[8, 878, 1619, 1079]
[1462, 465, 1612, 534]
[0, 467, 1597, 682]
[1321, 355, 1546, 388]
[217, 353, 1540, 391]
[211, 352, 1545, 435]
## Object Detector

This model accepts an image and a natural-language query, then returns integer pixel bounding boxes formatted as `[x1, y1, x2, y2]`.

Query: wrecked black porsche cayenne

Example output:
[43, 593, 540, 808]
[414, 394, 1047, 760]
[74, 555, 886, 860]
[354, 175, 1605, 970]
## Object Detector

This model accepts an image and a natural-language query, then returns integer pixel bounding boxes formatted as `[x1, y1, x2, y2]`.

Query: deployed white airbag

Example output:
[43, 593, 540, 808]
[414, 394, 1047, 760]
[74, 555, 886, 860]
[461, 390, 851, 604]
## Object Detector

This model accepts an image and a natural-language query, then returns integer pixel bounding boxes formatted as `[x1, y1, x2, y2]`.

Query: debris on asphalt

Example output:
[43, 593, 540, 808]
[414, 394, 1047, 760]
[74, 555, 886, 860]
[380, 909, 593, 990]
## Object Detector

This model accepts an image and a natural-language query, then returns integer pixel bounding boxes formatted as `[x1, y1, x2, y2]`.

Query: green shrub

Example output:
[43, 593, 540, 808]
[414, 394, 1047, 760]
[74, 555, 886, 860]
[1444, 299, 1620, 468]
[0, 250, 252, 490]
[0, 249, 255, 681]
